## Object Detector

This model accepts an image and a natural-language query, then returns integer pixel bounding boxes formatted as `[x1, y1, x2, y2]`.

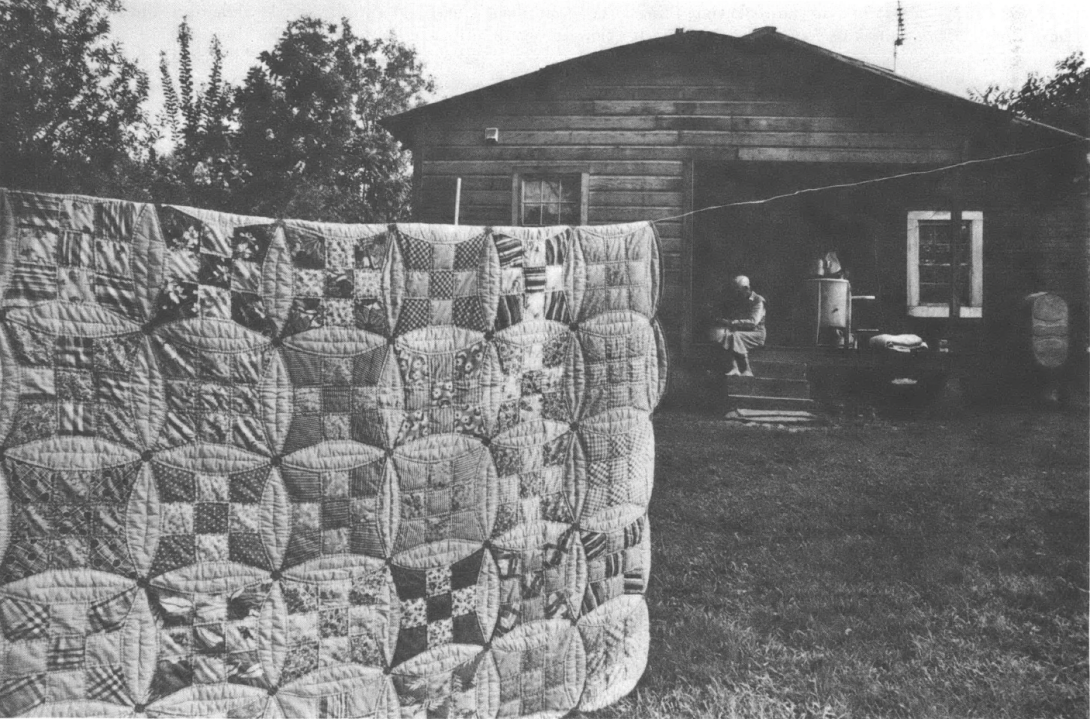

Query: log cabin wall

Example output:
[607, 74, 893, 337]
[389, 31, 1087, 362]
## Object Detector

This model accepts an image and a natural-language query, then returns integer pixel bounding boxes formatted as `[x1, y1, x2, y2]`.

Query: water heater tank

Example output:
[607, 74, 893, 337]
[804, 278, 851, 346]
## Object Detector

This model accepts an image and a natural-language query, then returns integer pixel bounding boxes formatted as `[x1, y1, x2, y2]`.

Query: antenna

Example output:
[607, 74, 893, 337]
[894, 1, 905, 72]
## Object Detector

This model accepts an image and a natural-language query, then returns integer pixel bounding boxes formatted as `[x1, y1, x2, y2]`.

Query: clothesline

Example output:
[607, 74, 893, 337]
[648, 139, 1087, 225]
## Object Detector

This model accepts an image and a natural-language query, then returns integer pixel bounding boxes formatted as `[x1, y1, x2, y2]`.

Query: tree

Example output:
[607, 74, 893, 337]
[233, 17, 434, 222]
[153, 17, 238, 208]
[971, 52, 1089, 137]
[0, 0, 150, 195]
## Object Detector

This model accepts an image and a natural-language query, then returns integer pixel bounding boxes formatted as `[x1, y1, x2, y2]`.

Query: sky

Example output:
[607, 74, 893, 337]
[110, 0, 1089, 111]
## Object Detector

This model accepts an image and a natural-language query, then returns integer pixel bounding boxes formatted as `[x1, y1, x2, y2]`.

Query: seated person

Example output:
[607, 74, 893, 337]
[710, 275, 766, 376]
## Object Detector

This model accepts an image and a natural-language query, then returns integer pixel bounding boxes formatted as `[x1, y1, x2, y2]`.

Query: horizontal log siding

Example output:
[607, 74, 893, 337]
[406, 54, 989, 353]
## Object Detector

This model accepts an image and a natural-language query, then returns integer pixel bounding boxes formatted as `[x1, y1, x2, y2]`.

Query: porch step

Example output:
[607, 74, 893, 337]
[748, 359, 808, 381]
[727, 394, 818, 412]
[725, 376, 811, 399]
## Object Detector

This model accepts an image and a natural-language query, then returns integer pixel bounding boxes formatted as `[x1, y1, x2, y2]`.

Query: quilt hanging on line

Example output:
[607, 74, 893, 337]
[0, 189, 667, 718]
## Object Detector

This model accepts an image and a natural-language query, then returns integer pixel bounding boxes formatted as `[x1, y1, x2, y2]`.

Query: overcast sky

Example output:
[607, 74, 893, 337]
[111, 0, 1089, 111]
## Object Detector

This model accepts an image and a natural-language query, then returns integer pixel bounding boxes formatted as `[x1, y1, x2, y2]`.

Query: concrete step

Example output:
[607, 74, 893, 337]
[747, 359, 808, 380]
[725, 376, 811, 399]
[727, 394, 818, 412]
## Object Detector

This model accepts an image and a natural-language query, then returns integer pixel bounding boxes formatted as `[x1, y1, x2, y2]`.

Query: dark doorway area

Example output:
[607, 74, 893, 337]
[692, 162, 906, 347]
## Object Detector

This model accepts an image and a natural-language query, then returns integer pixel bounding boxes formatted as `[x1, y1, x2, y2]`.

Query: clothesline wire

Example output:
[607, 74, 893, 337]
[649, 139, 1086, 225]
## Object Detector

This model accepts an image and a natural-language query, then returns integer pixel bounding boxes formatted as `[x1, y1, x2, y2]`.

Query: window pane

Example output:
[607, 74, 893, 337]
[918, 219, 973, 305]
[520, 174, 582, 226]
[558, 202, 580, 225]
[524, 180, 541, 203]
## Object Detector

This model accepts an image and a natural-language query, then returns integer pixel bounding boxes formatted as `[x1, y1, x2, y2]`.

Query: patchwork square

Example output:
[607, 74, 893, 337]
[153, 210, 277, 334]
[578, 410, 654, 519]
[149, 463, 273, 575]
[282, 226, 390, 336]
[491, 525, 582, 637]
[494, 323, 573, 431]
[394, 332, 498, 442]
[3, 323, 142, 448]
[581, 514, 648, 613]
[146, 582, 271, 700]
[390, 550, 487, 664]
[493, 624, 584, 718]
[493, 230, 571, 330]
[394, 230, 489, 333]
[0, 589, 136, 715]
[491, 427, 575, 535]
[153, 336, 273, 454]
[280, 566, 395, 681]
[3, 192, 139, 318]
[0, 457, 141, 583]
[280, 457, 387, 568]
[391, 436, 496, 554]
[281, 343, 402, 453]
[577, 312, 660, 417]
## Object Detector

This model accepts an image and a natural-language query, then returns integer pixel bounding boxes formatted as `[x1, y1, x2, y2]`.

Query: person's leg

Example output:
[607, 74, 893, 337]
[725, 332, 748, 375]
[729, 331, 765, 376]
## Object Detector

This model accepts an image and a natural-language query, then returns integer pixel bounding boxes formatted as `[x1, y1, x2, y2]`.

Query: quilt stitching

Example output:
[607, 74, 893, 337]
[395, 231, 489, 334]
[282, 227, 390, 337]
[4, 193, 139, 319]
[1, 457, 141, 583]
[493, 232, 570, 330]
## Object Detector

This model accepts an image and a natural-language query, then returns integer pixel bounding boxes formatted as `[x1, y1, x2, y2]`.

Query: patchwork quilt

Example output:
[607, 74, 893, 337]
[0, 189, 667, 718]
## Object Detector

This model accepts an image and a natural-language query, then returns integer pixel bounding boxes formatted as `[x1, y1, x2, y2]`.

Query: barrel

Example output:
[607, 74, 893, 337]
[1021, 292, 1068, 369]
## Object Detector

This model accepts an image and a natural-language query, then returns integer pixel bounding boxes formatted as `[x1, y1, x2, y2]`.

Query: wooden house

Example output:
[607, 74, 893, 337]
[381, 28, 1087, 390]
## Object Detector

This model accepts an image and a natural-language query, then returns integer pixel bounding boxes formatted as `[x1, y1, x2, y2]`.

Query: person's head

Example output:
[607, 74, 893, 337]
[732, 275, 752, 297]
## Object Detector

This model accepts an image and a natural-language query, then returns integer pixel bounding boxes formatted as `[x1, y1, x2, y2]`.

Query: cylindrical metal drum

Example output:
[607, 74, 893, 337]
[1022, 292, 1069, 369]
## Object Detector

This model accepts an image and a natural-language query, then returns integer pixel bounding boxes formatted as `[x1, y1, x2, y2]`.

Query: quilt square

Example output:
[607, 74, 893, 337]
[146, 582, 271, 701]
[394, 336, 496, 442]
[282, 226, 390, 336]
[581, 514, 648, 613]
[0, 458, 141, 582]
[491, 525, 581, 637]
[279, 566, 394, 681]
[391, 437, 495, 554]
[280, 458, 386, 568]
[4, 323, 142, 448]
[390, 550, 486, 664]
[154, 210, 278, 335]
[578, 313, 658, 416]
[0, 589, 136, 715]
[394, 231, 489, 334]
[149, 463, 273, 575]
[491, 430, 574, 535]
[154, 336, 273, 454]
[3, 193, 139, 318]
[282, 344, 400, 453]
[494, 326, 572, 431]
[493, 231, 571, 330]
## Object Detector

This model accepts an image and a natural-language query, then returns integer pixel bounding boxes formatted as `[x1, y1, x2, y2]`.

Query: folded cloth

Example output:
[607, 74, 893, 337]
[869, 333, 928, 352]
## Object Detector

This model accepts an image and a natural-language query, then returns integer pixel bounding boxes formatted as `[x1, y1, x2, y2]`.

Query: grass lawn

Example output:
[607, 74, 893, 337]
[585, 409, 1088, 719]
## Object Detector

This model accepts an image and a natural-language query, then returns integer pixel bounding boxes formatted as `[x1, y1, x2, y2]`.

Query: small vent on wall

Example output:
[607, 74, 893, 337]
[484, 128, 499, 144]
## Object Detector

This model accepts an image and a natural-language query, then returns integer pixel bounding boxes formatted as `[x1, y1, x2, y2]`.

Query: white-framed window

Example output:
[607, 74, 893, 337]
[511, 171, 589, 226]
[907, 210, 983, 318]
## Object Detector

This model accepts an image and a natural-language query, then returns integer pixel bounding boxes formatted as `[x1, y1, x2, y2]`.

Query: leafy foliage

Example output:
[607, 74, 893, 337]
[233, 17, 434, 222]
[971, 52, 1089, 137]
[153, 17, 238, 208]
[0, 0, 150, 194]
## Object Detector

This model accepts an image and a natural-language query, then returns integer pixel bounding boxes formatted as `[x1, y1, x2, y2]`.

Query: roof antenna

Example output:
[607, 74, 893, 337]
[894, 1, 905, 72]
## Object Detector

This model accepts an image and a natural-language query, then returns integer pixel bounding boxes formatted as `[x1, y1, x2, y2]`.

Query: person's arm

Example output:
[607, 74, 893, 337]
[727, 296, 764, 330]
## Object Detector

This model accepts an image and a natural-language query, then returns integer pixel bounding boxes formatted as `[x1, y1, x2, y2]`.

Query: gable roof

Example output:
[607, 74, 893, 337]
[381, 27, 1085, 143]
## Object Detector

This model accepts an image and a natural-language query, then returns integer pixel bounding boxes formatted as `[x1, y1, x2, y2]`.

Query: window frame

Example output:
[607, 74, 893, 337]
[906, 210, 984, 319]
[510, 169, 589, 226]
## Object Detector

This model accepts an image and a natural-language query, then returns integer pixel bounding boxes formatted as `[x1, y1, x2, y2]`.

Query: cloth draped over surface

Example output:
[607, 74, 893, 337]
[0, 189, 667, 717]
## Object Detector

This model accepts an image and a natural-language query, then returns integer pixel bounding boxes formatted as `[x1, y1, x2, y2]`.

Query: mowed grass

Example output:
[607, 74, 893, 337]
[583, 410, 1088, 719]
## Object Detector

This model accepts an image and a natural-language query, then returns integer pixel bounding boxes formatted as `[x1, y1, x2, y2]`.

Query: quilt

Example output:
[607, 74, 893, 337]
[0, 189, 667, 718]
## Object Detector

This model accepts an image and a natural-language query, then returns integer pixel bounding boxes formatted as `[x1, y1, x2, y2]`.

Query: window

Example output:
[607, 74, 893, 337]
[512, 172, 588, 226]
[907, 211, 983, 318]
